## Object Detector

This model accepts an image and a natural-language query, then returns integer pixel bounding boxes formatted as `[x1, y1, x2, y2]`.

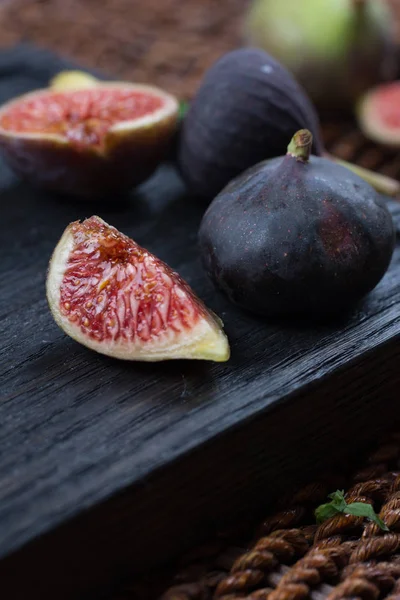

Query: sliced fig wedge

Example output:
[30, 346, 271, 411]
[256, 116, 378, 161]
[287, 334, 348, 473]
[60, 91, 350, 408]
[46, 216, 230, 362]
[0, 78, 178, 197]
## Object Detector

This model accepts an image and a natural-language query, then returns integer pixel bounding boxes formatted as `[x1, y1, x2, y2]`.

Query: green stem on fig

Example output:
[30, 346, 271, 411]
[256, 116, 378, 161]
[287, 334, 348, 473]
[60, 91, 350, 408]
[287, 129, 313, 162]
[326, 152, 400, 198]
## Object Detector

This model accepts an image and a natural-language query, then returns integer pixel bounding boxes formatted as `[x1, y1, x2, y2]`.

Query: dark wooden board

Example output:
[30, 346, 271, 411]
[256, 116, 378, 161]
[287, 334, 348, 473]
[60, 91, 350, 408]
[1, 45, 400, 599]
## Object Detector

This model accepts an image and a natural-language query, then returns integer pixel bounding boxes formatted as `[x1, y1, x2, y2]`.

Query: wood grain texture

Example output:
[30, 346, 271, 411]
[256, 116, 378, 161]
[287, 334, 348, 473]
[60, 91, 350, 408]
[0, 46, 400, 599]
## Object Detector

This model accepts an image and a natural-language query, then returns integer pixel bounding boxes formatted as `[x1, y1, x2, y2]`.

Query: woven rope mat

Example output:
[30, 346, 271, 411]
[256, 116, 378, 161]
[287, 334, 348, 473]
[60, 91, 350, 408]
[118, 434, 400, 600]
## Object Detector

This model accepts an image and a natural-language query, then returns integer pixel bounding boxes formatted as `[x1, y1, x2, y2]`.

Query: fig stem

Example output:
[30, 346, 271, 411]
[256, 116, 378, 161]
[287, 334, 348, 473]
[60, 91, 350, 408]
[325, 152, 400, 199]
[287, 129, 313, 163]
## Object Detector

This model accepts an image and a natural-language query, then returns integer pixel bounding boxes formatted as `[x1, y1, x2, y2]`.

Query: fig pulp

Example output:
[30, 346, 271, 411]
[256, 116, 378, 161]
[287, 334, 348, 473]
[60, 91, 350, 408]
[199, 130, 395, 318]
[245, 0, 396, 113]
[357, 81, 400, 147]
[179, 48, 400, 200]
[0, 80, 179, 198]
[46, 216, 230, 362]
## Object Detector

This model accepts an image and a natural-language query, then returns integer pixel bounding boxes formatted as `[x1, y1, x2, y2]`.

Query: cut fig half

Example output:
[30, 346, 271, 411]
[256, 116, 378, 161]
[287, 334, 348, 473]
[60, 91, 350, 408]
[0, 79, 179, 197]
[358, 81, 400, 147]
[46, 216, 230, 362]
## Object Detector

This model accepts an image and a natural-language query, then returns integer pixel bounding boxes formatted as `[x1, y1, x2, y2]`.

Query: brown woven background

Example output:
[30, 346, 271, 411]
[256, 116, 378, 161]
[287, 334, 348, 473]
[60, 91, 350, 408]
[0, 0, 399, 100]
[0, 0, 250, 100]
[119, 434, 400, 600]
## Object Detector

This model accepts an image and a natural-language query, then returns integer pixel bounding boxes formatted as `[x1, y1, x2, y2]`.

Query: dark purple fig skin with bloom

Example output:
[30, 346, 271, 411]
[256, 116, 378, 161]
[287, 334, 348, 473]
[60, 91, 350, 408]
[198, 131, 395, 317]
[178, 48, 324, 200]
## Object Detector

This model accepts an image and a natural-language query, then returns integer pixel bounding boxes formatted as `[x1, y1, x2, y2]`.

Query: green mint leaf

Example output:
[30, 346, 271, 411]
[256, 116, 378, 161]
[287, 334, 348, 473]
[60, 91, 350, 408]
[328, 490, 347, 511]
[344, 502, 389, 531]
[315, 502, 341, 524]
[374, 515, 390, 532]
[315, 490, 389, 532]
[344, 501, 375, 519]
[315, 490, 347, 524]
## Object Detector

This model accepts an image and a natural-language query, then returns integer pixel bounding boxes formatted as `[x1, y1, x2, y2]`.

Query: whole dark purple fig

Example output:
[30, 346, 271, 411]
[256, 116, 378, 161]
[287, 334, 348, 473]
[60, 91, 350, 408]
[178, 48, 323, 200]
[198, 130, 395, 318]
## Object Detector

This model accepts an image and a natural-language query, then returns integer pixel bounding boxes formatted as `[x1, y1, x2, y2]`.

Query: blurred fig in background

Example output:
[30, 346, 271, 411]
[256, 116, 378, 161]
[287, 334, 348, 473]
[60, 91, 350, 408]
[357, 81, 400, 147]
[49, 70, 100, 91]
[244, 0, 397, 114]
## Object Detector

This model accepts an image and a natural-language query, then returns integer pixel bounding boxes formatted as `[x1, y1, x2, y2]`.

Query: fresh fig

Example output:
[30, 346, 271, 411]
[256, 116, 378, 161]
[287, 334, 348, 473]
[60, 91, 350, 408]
[178, 48, 323, 200]
[178, 48, 400, 201]
[0, 76, 179, 198]
[46, 216, 230, 362]
[245, 0, 396, 113]
[199, 130, 395, 318]
[357, 81, 400, 147]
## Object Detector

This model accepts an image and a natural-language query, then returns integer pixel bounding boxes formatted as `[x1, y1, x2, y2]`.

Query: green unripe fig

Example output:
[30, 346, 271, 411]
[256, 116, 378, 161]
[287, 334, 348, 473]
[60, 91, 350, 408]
[245, 0, 396, 113]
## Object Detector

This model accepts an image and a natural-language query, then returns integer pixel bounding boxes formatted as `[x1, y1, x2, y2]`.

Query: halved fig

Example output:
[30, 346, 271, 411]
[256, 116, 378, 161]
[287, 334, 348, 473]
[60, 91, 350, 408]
[46, 216, 230, 362]
[0, 77, 179, 197]
[357, 81, 400, 147]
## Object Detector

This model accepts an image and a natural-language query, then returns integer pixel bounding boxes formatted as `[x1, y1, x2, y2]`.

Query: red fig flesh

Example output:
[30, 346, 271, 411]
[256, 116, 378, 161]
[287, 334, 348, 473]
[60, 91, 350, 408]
[0, 83, 178, 197]
[46, 216, 230, 362]
[358, 81, 400, 147]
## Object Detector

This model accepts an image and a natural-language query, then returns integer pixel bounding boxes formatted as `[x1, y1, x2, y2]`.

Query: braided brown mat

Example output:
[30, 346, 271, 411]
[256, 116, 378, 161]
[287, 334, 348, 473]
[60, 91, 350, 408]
[321, 122, 400, 180]
[116, 434, 400, 600]
[0, 0, 248, 101]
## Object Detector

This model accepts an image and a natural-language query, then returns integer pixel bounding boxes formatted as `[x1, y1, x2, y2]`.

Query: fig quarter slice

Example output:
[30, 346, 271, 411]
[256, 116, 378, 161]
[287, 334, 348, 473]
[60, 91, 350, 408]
[46, 216, 230, 362]
[0, 81, 179, 198]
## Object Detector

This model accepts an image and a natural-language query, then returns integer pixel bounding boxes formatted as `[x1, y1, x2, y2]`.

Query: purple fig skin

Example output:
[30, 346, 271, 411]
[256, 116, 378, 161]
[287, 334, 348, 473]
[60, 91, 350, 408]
[198, 145, 395, 318]
[178, 48, 324, 200]
[0, 86, 178, 198]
